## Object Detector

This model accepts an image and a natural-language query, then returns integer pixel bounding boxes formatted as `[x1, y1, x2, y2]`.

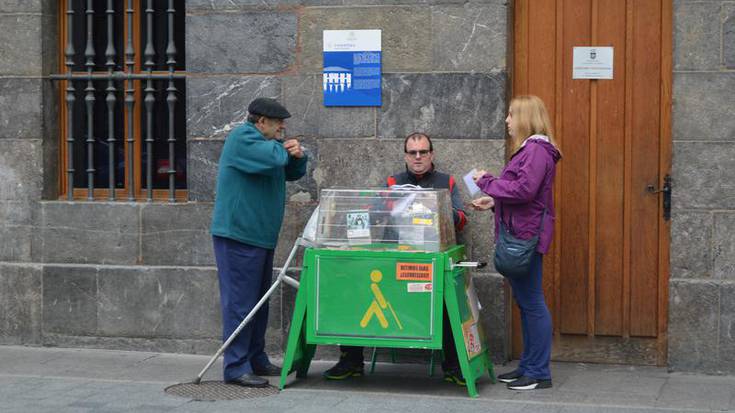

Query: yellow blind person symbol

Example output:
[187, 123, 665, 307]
[360, 270, 403, 330]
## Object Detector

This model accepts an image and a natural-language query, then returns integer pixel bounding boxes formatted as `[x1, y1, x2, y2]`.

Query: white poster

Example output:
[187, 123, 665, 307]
[572, 47, 614, 79]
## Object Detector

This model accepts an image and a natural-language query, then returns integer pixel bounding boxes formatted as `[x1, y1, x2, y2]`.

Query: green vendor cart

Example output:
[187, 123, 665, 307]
[279, 187, 496, 397]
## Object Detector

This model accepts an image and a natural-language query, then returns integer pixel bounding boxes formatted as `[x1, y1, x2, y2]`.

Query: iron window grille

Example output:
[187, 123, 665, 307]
[51, 0, 186, 201]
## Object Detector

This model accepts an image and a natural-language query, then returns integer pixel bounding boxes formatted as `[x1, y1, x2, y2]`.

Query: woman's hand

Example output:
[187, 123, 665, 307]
[472, 169, 488, 183]
[470, 196, 495, 211]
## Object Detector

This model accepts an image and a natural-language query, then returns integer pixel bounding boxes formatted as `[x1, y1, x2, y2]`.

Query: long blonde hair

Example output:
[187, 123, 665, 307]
[508, 95, 561, 156]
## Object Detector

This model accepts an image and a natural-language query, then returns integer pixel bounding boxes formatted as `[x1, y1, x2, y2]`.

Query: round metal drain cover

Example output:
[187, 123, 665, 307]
[165, 381, 279, 400]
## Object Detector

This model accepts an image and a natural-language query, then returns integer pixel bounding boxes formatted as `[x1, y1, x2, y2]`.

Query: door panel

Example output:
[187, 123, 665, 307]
[511, 0, 672, 365]
[629, 0, 662, 338]
[594, 0, 626, 338]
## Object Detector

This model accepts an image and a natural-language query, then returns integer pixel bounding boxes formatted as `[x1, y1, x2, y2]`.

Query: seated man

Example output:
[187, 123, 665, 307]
[323, 132, 469, 386]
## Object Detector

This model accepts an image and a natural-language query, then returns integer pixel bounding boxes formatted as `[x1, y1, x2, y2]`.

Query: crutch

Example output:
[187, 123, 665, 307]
[192, 236, 311, 384]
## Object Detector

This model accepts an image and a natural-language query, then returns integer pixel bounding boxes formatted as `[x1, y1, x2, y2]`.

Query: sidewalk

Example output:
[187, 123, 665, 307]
[1, 345, 734, 413]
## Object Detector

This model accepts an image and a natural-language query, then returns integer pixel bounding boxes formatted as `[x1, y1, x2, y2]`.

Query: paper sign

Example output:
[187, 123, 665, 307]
[572, 47, 614, 79]
[407, 283, 433, 293]
[412, 217, 433, 226]
[323, 30, 382, 106]
[462, 321, 483, 358]
[396, 262, 433, 281]
[463, 169, 481, 196]
[346, 211, 370, 239]
[466, 276, 481, 323]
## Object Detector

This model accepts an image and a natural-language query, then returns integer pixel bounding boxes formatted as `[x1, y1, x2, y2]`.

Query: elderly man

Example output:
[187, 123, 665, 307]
[323, 132, 468, 386]
[211, 97, 308, 387]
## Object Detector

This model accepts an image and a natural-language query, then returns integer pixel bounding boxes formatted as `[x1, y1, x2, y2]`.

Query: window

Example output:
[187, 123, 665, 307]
[54, 0, 186, 201]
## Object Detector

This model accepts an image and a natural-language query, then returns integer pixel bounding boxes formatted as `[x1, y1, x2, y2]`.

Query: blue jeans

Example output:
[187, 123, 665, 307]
[213, 236, 273, 381]
[507, 252, 552, 380]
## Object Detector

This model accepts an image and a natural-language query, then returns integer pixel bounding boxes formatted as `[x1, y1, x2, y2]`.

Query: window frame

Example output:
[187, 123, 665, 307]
[57, 0, 187, 202]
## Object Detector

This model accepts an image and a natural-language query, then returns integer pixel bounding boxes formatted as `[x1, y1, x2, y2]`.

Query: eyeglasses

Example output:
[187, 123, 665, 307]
[405, 150, 431, 157]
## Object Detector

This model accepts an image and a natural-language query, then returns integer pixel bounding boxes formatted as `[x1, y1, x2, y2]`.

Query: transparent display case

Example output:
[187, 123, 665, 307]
[314, 187, 456, 252]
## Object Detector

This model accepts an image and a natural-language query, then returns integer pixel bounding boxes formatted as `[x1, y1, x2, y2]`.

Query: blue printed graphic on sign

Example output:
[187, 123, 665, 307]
[323, 51, 381, 107]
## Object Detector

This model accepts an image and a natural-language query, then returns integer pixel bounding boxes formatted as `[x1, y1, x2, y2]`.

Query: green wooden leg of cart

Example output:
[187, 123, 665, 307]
[280, 286, 315, 389]
[444, 270, 496, 398]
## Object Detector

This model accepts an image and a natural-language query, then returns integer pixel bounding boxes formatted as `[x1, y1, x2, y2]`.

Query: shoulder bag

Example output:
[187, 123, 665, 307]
[493, 203, 546, 279]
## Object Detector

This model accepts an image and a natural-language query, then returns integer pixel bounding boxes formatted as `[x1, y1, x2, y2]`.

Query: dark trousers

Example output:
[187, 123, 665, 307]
[339, 307, 459, 371]
[508, 252, 552, 380]
[213, 235, 274, 381]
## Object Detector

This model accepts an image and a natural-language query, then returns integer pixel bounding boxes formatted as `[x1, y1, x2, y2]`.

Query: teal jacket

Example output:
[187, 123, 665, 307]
[211, 122, 308, 249]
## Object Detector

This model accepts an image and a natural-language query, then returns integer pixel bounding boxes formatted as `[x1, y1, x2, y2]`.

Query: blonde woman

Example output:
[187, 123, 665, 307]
[472, 95, 561, 390]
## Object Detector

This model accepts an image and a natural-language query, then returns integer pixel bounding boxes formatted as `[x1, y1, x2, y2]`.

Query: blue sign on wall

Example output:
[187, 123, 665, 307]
[323, 30, 382, 107]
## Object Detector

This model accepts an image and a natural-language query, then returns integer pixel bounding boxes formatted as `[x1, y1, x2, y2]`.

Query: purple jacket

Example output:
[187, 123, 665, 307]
[476, 136, 561, 254]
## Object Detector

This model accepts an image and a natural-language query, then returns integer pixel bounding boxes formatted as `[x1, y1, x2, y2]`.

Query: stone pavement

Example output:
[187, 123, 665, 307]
[1, 345, 734, 413]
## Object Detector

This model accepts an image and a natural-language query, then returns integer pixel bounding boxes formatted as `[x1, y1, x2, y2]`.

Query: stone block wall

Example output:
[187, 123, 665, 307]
[670, 0, 735, 373]
[0, 0, 56, 345]
[0, 0, 512, 364]
[184, 0, 510, 362]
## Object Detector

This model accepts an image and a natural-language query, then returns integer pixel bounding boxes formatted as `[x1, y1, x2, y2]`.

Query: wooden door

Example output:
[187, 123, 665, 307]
[511, 0, 672, 365]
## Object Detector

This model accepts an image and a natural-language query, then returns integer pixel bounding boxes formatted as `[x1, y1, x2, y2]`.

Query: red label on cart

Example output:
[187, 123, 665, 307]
[396, 263, 433, 281]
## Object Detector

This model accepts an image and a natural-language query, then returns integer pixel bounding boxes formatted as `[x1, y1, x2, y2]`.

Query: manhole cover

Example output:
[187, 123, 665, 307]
[165, 381, 279, 400]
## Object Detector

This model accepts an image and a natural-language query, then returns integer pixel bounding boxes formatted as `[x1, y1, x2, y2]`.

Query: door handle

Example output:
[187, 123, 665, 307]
[646, 174, 672, 221]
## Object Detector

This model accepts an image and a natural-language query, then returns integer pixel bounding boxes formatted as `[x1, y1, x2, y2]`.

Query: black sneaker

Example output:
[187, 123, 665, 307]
[323, 360, 364, 380]
[443, 369, 466, 387]
[507, 375, 552, 390]
[497, 368, 524, 383]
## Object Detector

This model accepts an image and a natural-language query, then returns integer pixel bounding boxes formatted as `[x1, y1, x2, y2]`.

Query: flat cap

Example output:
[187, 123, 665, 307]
[248, 97, 291, 119]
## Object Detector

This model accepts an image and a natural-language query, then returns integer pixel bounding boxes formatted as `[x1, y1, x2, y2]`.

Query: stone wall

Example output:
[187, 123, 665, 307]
[669, 0, 735, 373]
[0, 0, 512, 364]
[0, 0, 56, 345]
[184, 0, 511, 362]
